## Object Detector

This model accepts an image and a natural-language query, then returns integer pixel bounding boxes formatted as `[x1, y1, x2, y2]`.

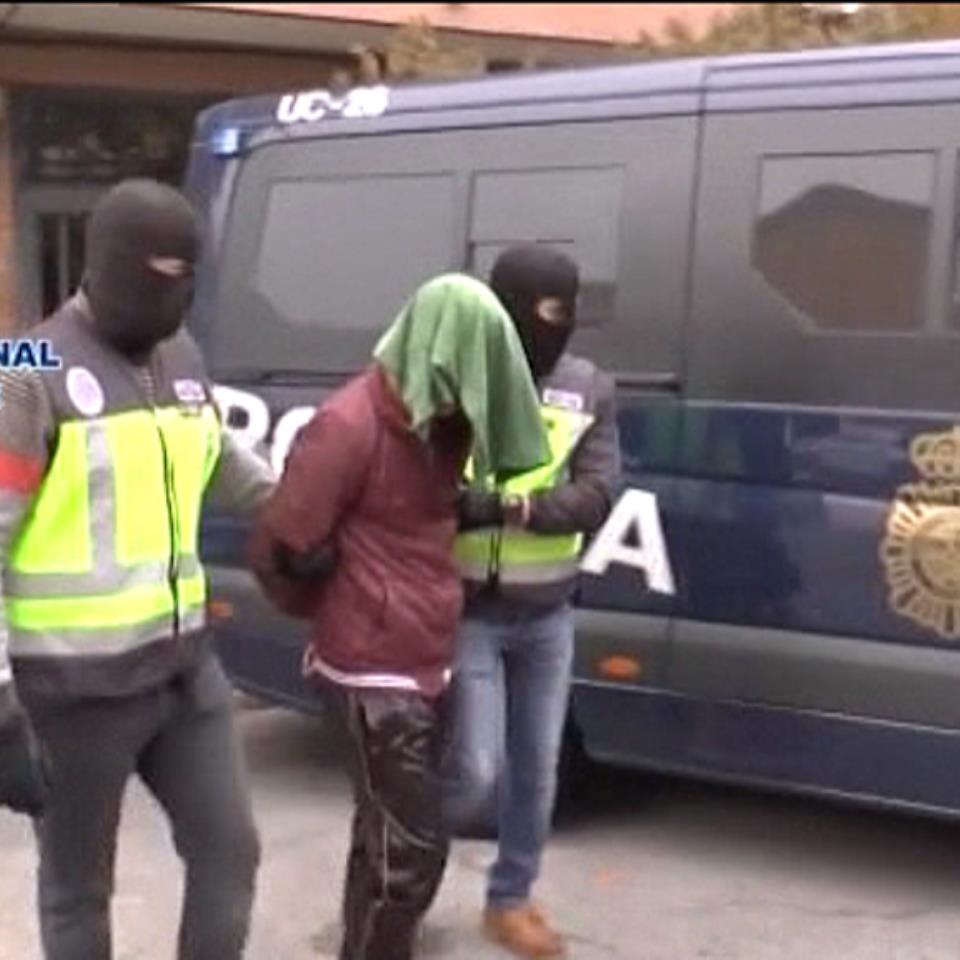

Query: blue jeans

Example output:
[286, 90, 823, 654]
[444, 599, 574, 909]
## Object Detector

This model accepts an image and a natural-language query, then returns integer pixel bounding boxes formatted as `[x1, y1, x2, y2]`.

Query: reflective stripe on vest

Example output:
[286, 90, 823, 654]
[5, 404, 221, 656]
[10, 607, 207, 659]
[455, 404, 594, 586]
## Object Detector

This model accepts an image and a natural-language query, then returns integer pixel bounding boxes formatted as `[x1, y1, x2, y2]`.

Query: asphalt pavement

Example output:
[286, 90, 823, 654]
[3, 704, 960, 959]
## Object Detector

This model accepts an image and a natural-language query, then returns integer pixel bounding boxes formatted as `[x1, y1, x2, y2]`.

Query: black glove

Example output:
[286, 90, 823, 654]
[0, 709, 49, 818]
[272, 540, 339, 581]
[457, 489, 505, 531]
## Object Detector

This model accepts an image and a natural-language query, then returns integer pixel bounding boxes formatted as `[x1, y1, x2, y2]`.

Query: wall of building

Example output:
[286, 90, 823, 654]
[188, 3, 735, 46]
[0, 39, 351, 332]
[0, 40, 350, 95]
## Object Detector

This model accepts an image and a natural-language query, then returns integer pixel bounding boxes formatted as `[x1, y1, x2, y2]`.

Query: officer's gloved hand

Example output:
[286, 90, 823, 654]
[0, 704, 49, 818]
[457, 489, 505, 531]
[272, 540, 339, 582]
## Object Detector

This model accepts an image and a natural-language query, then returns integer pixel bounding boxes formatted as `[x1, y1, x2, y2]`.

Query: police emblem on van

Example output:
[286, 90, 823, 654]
[881, 427, 960, 639]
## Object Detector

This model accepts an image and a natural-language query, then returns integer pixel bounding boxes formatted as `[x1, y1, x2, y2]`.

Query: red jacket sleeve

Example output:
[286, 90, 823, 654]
[247, 406, 370, 618]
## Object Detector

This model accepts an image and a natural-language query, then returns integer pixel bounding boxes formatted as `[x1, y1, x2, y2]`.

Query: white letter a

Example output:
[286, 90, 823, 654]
[580, 489, 676, 596]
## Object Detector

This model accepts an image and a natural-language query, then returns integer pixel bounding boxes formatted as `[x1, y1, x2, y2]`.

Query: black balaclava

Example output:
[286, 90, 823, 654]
[82, 179, 198, 360]
[489, 245, 579, 380]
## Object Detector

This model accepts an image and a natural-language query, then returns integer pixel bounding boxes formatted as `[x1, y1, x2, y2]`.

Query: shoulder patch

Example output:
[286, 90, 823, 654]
[174, 379, 206, 404]
[66, 367, 105, 417]
[543, 387, 584, 412]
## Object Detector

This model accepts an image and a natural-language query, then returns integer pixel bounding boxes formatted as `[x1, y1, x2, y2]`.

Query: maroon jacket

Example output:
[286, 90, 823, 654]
[249, 364, 470, 698]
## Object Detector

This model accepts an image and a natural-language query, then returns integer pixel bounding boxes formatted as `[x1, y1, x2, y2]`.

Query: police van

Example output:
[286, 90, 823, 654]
[186, 39, 960, 818]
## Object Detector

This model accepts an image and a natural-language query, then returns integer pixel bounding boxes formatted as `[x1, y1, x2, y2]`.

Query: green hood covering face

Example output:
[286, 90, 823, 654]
[373, 273, 549, 485]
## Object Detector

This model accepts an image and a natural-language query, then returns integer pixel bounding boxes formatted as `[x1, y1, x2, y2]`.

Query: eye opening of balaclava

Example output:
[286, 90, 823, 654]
[82, 178, 199, 360]
[489, 245, 580, 380]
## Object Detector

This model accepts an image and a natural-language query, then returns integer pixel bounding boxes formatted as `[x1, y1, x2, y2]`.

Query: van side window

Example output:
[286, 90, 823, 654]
[214, 171, 456, 372]
[256, 176, 454, 332]
[467, 167, 623, 329]
[753, 153, 936, 334]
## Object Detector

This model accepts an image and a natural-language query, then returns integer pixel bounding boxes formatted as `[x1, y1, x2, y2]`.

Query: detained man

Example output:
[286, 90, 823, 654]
[249, 272, 549, 960]
[446, 246, 621, 958]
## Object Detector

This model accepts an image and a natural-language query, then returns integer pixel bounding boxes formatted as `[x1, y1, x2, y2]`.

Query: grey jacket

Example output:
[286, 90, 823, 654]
[466, 352, 621, 611]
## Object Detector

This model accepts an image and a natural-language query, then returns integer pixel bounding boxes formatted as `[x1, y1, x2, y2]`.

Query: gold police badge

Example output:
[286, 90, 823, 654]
[881, 427, 960, 639]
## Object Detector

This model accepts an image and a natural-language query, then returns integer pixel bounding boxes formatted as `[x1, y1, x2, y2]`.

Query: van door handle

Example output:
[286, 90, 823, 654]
[614, 372, 681, 393]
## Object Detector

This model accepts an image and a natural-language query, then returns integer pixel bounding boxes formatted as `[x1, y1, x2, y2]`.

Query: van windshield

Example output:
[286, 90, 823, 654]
[211, 149, 457, 376]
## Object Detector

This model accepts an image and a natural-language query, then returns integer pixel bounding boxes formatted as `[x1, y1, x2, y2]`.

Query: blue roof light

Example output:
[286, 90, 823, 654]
[210, 126, 243, 157]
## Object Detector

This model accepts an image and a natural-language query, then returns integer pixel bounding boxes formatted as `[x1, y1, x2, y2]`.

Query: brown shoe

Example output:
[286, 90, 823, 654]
[483, 904, 566, 958]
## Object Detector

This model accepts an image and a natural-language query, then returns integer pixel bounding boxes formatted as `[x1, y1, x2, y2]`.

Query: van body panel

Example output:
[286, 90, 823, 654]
[186, 38, 960, 818]
[572, 683, 960, 819]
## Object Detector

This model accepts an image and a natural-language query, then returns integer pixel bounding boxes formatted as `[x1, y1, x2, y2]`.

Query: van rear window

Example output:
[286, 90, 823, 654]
[212, 168, 456, 373]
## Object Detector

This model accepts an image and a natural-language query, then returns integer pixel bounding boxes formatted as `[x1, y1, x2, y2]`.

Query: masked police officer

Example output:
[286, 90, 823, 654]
[448, 245, 621, 959]
[0, 179, 275, 959]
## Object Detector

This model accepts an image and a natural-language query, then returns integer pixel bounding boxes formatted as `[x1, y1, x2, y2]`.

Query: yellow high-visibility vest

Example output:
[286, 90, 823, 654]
[6, 381, 221, 658]
[455, 402, 594, 587]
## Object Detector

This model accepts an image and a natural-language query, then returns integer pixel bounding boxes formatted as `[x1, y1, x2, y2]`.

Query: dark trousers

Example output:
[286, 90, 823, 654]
[25, 654, 260, 960]
[332, 687, 450, 960]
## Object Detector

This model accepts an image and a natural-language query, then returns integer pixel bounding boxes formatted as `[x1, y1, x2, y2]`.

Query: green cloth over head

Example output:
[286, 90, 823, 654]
[373, 273, 549, 484]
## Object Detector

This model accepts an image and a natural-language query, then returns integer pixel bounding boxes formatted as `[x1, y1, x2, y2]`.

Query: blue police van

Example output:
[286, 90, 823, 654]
[186, 39, 960, 819]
